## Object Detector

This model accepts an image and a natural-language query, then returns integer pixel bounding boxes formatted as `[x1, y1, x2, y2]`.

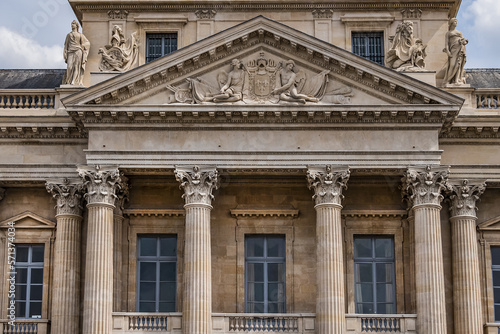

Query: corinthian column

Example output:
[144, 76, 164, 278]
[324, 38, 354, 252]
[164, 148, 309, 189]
[175, 166, 219, 334]
[307, 165, 350, 334]
[402, 166, 449, 334]
[46, 178, 84, 334]
[78, 166, 121, 334]
[448, 180, 486, 334]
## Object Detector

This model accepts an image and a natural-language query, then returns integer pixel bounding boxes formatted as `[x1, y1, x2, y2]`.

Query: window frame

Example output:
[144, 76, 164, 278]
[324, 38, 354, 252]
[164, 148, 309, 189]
[351, 31, 385, 66]
[145, 33, 179, 63]
[344, 210, 406, 314]
[135, 20, 185, 66]
[244, 235, 287, 313]
[136, 235, 178, 313]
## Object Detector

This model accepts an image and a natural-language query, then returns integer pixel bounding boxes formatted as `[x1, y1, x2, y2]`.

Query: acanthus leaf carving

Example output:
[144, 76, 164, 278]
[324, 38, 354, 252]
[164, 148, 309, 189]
[46, 178, 84, 217]
[78, 165, 122, 207]
[175, 166, 220, 206]
[307, 165, 350, 206]
[446, 179, 486, 218]
[402, 165, 449, 207]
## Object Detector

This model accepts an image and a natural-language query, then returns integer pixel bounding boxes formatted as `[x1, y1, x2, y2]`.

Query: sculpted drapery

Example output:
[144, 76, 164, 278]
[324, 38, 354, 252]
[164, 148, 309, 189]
[442, 18, 468, 85]
[63, 20, 90, 86]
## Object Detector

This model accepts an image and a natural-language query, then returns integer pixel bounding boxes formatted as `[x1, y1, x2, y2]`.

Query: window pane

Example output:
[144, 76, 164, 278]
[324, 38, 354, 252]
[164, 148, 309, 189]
[159, 282, 176, 302]
[495, 288, 500, 303]
[267, 237, 285, 257]
[15, 285, 27, 300]
[247, 263, 264, 282]
[139, 282, 156, 301]
[356, 303, 374, 314]
[16, 268, 28, 284]
[29, 302, 42, 317]
[355, 263, 372, 283]
[30, 285, 43, 300]
[268, 263, 284, 282]
[140, 238, 157, 256]
[31, 246, 44, 263]
[492, 247, 500, 265]
[15, 302, 26, 318]
[377, 303, 395, 314]
[268, 283, 285, 303]
[375, 239, 393, 258]
[376, 283, 394, 303]
[16, 246, 29, 262]
[140, 262, 156, 282]
[493, 271, 500, 286]
[31, 269, 44, 284]
[139, 302, 155, 312]
[159, 302, 175, 312]
[247, 282, 264, 302]
[160, 262, 176, 282]
[160, 237, 177, 257]
[376, 263, 394, 283]
[246, 237, 264, 257]
[354, 238, 372, 258]
[356, 283, 374, 303]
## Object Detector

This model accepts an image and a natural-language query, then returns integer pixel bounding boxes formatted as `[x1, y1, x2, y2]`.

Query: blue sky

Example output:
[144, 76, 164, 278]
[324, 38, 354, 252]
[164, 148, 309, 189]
[0, 0, 498, 69]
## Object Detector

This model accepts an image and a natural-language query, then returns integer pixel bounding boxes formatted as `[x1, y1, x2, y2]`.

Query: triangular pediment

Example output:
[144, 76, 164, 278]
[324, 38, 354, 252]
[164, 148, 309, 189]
[62, 16, 463, 108]
[0, 211, 55, 229]
[478, 216, 500, 231]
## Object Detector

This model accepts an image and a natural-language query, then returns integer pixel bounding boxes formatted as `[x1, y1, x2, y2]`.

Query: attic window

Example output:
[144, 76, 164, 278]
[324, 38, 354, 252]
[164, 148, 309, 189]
[352, 32, 384, 66]
[146, 33, 178, 63]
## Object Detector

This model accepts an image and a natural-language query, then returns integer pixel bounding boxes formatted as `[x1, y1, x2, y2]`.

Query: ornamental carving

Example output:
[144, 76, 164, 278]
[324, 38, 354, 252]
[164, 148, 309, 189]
[312, 9, 334, 19]
[175, 166, 220, 206]
[99, 25, 139, 72]
[78, 165, 122, 206]
[166, 52, 353, 105]
[386, 21, 427, 71]
[440, 18, 468, 86]
[401, 8, 422, 19]
[107, 10, 129, 19]
[46, 178, 84, 217]
[195, 9, 217, 20]
[307, 165, 350, 206]
[447, 180, 486, 218]
[114, 173, 130, 216]
[402, 166, 449, 207]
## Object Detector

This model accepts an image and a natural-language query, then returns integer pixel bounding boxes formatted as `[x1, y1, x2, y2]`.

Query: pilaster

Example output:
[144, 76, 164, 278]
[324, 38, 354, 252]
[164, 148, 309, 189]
[175, 166, 219, 334]
[113, 173, 129, 312]
[307, 165, 350, 334]
[79, 165, 121, 334]
[46, 178, 84, 334]
[447, 179, 486, 334]
[402, 165, 449, 334]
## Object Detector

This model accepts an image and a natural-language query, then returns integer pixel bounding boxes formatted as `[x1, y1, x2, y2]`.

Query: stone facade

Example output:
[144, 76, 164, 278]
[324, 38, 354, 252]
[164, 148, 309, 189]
[1, 0, 500, 333]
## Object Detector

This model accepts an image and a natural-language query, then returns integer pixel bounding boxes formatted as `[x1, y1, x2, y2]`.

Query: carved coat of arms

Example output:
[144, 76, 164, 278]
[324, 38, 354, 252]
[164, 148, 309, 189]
[246, 52, 279, 102]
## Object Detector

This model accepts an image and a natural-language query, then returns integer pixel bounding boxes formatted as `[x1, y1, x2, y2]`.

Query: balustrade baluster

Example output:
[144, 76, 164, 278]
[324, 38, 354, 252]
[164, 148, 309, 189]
[0, 96, 4, 108]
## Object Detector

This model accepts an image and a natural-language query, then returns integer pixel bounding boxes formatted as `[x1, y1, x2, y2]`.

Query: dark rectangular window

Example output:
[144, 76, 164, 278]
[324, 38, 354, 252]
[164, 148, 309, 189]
[352, 32, 385, 65]
[491, 246, 500, 321]
[137, 235, 177, 312]
[14, 245, 44, 319]
[146, 33, 178, 63]
[245, 235, 286, 313]
[354, 236, 396, 314]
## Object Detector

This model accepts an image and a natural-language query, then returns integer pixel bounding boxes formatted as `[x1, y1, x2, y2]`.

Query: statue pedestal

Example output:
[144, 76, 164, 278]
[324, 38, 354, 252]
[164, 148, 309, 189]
[401, 71, 437, 86]
[90, 72, 121, 86]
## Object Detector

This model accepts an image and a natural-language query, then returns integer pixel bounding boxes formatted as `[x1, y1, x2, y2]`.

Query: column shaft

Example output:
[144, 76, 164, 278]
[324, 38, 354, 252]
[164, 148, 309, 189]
[183, 204, 212, 334]
[316, 204, 345, 334]
[82, 204, 114, 334]
[51, 214, 82, 333]
[414, 205, 447, 334]
[451, 216, 482, 334]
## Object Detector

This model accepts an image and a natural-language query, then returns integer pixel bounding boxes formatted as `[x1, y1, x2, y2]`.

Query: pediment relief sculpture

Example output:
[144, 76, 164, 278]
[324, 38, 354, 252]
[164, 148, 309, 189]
[98, 25, 139, 72]
[386, 21, 427, 72]
[439, 18, 468, 86]
[166, 52, 353, 105]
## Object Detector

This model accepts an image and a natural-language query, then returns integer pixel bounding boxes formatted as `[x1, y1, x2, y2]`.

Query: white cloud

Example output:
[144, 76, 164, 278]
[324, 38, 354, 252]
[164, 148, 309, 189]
[0, 26, 65, 69]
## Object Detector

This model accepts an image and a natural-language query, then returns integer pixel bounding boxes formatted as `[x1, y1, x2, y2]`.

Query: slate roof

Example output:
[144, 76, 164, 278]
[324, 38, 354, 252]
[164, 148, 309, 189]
[466, 69, 500, 89]
[0, 69, 65, 89]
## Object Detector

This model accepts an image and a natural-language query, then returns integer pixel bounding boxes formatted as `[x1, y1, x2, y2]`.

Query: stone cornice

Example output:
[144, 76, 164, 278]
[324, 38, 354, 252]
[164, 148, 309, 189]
[0, 126, 86, 139]
[78, 165, 121, 207]
[45, 178, 84, 217]
[446, 179, 486, 218]
[230, 206, 299, 218]
[307, 165, 350, 206]
[174, 166, 220, 206]
[402, 165, 449, 207]
[342, 210, 407, 218]
[124, 209, 185, 217]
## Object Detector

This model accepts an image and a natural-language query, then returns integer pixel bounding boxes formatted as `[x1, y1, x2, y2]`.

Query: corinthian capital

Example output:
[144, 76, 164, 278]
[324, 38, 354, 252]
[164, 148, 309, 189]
[402, 165, 449, 207]
[78, 165, 121, 207]
[175, 166, 220, 206]
[46, 178, 84, 217]
[447, 179, 486, 218]
[307, 165, 350, 206]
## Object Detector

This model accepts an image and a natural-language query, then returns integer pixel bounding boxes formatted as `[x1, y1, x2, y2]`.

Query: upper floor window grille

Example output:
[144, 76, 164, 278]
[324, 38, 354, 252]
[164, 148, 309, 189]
[245, 235, 286, 313]
[137, 235, 177, 312]
[14, 244, 44, 319]
[353, 236, 396, 314]
[351, 32, 385, 66]
[491, 246, 500, 321]
[146, 33, 178, 63]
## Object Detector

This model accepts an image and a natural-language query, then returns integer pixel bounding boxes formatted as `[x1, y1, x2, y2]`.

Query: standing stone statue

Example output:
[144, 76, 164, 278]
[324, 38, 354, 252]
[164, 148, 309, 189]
[442, 18, 468, 85]
[63, 20, 90, 86]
